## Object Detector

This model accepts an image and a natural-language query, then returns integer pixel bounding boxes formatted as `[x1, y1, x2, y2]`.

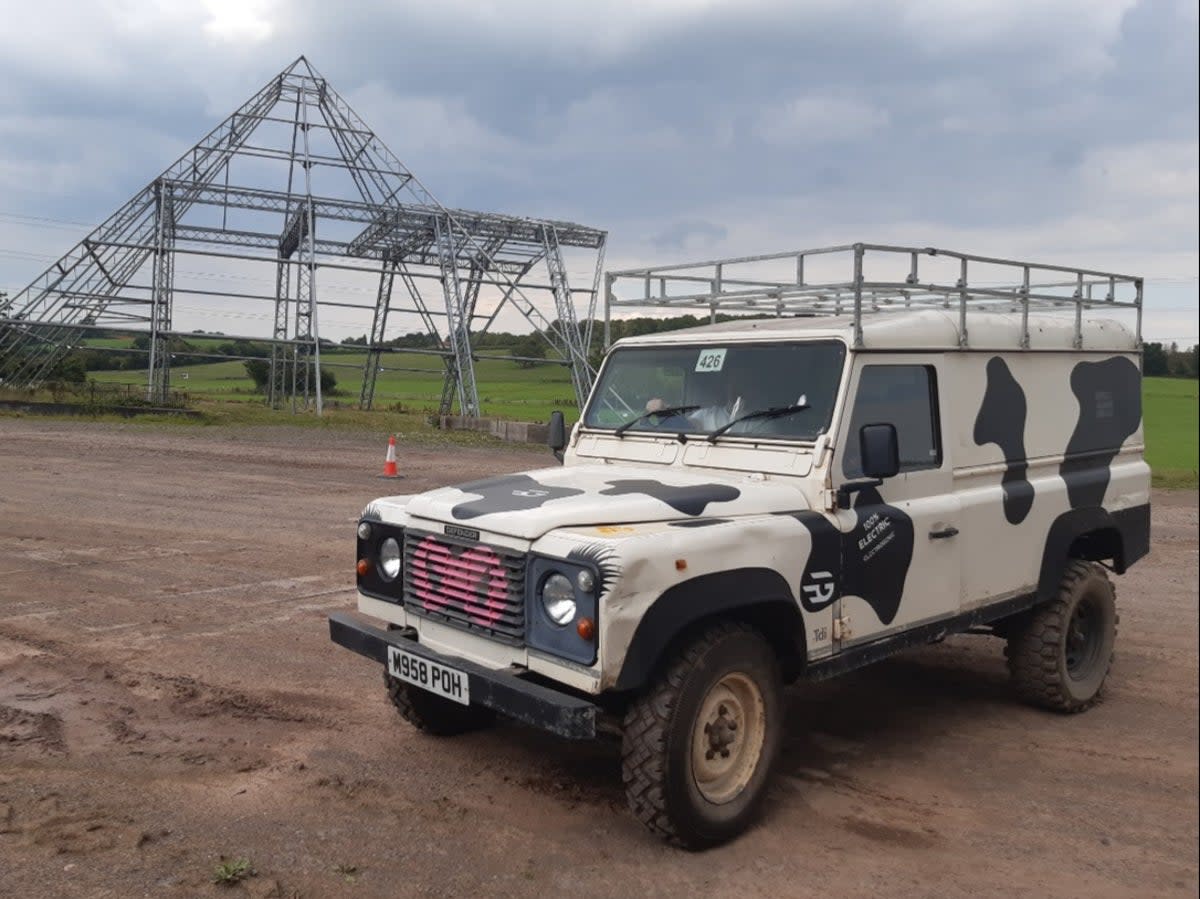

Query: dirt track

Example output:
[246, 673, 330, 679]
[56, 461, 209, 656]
[1, 419, 1196, 898]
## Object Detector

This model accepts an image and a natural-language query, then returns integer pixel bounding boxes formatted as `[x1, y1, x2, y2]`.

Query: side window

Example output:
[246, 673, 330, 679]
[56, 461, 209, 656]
[842, 365, 941, 478]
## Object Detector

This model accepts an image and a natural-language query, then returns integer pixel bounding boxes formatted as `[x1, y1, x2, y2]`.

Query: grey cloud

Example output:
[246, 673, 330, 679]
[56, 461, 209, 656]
[651, 221, 729, 252]
[0, 0, 1194, 333]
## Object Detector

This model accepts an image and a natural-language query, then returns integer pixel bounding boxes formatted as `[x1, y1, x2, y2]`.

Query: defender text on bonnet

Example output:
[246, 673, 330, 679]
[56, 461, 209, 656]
[329, 244, 1150, 848]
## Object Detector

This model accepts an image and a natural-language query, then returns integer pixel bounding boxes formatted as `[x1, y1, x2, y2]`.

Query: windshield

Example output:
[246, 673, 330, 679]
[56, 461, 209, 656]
[583, 340, 846, 441]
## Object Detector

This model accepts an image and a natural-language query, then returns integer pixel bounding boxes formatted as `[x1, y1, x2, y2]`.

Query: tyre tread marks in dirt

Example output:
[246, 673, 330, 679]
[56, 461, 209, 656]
[1005, 559, 1118, 714]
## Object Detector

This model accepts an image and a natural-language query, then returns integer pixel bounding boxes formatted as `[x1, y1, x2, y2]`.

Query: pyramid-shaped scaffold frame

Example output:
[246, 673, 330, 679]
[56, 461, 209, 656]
[0, 57, 607, 416]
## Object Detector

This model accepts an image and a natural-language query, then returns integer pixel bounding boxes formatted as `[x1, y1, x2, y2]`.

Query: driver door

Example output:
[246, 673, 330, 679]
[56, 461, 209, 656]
[831, 358, 962, 647]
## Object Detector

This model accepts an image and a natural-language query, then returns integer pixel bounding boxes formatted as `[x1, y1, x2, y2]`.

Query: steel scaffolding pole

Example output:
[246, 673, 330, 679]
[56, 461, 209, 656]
[434, 215, 479, 416]
[436, 237, 504, 416]
[146, 181, 176, 403]
[541, 224, 593, 406]
[360, 256, 397, 409]
[290, 86, 323, 415]
[268, 257, 292, 408]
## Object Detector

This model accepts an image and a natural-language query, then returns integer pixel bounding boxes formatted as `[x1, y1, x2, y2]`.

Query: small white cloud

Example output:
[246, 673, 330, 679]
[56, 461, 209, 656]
[201, 0, 277, 43]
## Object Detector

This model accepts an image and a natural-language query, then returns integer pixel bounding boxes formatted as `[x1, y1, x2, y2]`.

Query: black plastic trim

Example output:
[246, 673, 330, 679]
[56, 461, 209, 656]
[613, 568, 801, 691]
[1112, 503, 1151, 568]
[804, 591, 1041, 682]
[328, 612, 598, 739]
[1038, 503, 1149, 599]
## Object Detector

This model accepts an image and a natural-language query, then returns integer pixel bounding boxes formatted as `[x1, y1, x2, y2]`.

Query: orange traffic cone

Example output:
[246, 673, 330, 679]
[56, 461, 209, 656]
[381, 434, 400, 478]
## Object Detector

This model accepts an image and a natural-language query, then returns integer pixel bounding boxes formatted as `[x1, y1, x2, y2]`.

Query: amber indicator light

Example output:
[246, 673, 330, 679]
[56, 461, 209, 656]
[356, 558, 371, 577]
[577, 617, 596, 641]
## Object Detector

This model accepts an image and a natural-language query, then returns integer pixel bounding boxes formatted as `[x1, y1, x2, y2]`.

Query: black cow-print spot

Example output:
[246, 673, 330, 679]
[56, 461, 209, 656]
[450, 474, 585, 520]
[840, 487, 915, 626]
[789, 511, 841, 613]
[1061, 357, 1141, 509]
[973, 356, 1034, 525]
[786, 493, 915, 626]
[599, 480, 741, 516]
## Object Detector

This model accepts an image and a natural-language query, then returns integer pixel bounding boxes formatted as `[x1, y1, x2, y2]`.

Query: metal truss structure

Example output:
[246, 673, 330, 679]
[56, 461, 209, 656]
[605, 243, 1142, 349]
[0, 57, 607, 415]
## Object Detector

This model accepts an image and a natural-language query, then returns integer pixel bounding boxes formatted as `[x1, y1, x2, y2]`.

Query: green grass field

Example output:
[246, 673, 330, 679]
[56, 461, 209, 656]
[1143, 377, 1199, 488]
[55, 354, 1200, 489]
[86, 349, 578, 420]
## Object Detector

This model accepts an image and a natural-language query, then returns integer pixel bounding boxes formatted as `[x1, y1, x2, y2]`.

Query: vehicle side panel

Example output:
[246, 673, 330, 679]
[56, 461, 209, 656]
[948, 351, 1149, 606]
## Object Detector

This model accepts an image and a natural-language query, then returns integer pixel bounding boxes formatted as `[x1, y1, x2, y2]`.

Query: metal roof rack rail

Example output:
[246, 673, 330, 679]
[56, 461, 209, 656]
[605, 243, 1143, 350]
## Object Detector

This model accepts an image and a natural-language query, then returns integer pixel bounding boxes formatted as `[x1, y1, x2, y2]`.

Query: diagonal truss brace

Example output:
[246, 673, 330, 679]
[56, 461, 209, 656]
[0, 73, 283, 384]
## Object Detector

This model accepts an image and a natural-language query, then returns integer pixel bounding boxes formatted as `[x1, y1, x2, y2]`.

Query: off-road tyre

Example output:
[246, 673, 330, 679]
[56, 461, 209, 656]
[621, 622, 783, 849]
[384, 671, 493, 736]
[1005, 560, 1118, 713]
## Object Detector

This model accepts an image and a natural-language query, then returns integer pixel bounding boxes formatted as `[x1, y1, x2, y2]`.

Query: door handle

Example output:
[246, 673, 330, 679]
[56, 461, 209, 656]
[929, 526, 959, 540]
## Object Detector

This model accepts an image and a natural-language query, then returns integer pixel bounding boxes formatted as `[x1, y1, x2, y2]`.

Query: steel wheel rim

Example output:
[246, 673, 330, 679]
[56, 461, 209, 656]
[690, 672, 766, 805]
[1065, 595, 1102, 680]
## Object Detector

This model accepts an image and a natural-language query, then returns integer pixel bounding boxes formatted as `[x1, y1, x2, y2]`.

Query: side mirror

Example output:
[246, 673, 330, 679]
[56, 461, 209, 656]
[548, 410, 567, 462]
[859, 423, 900, 480]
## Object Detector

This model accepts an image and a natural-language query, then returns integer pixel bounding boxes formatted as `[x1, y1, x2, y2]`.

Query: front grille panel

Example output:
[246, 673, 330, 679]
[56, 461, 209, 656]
[402, 531, 526, 642]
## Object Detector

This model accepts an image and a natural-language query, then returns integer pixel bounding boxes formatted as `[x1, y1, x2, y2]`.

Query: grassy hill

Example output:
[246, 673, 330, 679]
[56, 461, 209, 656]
[87, 348, 576, 421]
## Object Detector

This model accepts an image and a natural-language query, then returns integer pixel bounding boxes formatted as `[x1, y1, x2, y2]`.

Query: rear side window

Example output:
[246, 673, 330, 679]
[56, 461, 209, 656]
[842, 365, 942, 478]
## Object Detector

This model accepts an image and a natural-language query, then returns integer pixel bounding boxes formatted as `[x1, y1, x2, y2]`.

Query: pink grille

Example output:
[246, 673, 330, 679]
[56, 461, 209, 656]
[404, 534, 524, 638]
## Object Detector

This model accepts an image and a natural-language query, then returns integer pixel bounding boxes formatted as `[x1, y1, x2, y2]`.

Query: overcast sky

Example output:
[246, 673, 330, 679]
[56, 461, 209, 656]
[0, 0, 1196, 343]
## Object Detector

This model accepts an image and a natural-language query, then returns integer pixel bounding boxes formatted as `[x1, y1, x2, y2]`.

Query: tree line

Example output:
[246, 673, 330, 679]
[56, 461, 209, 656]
[1142, 342, 1199, 378]
[339, 312, 761, 370]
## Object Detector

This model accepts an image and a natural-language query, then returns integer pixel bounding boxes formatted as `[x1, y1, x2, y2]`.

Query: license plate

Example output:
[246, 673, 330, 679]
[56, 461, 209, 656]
[387, 646, 470, 706]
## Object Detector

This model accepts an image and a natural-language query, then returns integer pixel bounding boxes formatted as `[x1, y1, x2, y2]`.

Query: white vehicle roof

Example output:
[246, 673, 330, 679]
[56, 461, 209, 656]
[612, 310, 1139, 353]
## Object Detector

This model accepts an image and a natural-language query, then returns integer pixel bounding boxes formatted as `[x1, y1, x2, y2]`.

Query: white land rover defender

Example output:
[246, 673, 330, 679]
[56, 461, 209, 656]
[330, 244, 1150, 848]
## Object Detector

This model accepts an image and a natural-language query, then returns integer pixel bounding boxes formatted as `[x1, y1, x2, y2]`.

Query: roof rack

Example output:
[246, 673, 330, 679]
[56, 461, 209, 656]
[605, 243, 1143, 349]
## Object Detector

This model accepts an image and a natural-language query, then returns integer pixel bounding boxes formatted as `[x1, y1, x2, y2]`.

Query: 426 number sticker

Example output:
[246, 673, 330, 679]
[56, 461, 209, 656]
[694, 348, 727, 373]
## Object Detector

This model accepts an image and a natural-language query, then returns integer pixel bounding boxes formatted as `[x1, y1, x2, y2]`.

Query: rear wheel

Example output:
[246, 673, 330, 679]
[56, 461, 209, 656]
[1006, 560, 1118, 713]
[621, 622, 783, 849]
[384, 671, 493, 736]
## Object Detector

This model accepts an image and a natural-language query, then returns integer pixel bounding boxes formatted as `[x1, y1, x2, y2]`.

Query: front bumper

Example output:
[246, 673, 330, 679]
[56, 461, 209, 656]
[328, 611, 598, 739]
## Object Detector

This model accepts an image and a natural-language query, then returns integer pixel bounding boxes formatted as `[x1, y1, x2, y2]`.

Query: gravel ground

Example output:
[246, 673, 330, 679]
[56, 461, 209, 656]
[0, 419, 1196, 898]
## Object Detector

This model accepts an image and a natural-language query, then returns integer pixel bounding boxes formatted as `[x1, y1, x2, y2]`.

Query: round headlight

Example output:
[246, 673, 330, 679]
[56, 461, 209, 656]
[357, 521, 373, 541]
[379, 537, 401, 582]
[576, 569, 595, 593]
[541, 573, 577, 626]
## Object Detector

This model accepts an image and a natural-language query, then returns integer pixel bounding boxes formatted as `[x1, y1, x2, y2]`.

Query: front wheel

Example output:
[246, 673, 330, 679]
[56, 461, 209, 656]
[621, 622, 783, 849]
[1005, 560, 1118, 713]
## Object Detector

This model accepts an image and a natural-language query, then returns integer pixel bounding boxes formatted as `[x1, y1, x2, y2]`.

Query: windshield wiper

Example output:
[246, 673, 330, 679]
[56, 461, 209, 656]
[613, 404, 700, 438]
[705, 404, 810, 443]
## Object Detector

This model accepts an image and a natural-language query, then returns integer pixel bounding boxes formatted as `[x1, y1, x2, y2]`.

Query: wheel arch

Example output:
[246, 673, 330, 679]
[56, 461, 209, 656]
[613, 567, 806, 692]
[1038, 504, 1149, 599]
